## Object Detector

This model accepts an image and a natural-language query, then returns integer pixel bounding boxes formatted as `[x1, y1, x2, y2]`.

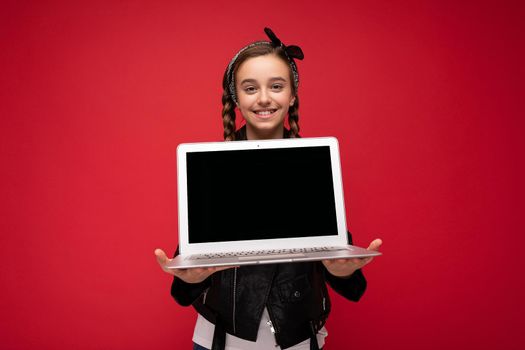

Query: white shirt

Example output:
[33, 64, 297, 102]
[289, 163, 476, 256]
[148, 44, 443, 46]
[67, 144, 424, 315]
[193, 308, 327, 350]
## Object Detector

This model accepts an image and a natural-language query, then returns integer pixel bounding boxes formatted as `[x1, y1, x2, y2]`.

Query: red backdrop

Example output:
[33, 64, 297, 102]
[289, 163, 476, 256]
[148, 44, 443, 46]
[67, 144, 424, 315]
[1, 1, 524, 349]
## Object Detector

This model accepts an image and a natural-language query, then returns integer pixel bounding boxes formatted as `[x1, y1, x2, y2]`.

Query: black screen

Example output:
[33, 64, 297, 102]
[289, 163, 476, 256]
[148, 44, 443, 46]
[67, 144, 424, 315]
[186, 146, 338, 243]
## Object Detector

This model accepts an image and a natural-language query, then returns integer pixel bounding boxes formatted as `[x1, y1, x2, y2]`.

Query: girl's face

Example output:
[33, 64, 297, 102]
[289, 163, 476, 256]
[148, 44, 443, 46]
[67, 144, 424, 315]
[235, 54, 296, 140]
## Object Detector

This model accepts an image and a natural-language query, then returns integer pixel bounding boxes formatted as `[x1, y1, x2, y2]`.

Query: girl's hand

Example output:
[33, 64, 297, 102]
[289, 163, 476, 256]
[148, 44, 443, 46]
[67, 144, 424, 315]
[322, 239, 382, 278]
[154, 248, 234, 284]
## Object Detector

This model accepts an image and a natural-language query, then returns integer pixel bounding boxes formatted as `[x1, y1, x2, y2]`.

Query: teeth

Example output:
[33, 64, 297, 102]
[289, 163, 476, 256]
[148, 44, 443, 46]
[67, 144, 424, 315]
[256, 110, 275, 115]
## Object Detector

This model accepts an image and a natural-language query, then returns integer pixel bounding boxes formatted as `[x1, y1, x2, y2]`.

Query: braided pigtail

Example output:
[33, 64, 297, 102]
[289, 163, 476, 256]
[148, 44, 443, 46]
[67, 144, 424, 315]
[222, 89, 237, 141]
[288, 96, 301, 138]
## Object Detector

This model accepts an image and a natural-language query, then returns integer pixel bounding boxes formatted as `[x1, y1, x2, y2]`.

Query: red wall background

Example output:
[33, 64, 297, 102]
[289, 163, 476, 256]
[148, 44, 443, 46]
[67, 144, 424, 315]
[1, 1, 524, 349]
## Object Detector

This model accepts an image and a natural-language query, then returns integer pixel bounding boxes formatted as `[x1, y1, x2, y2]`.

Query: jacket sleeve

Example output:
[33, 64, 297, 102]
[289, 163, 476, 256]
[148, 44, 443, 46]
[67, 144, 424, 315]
[324, 231, 367, 302]
[170, 246, 211, 306]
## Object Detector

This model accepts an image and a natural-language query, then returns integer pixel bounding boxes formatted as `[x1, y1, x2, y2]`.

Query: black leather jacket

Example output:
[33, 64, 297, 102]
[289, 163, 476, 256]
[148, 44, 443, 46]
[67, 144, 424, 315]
[171, 233, 366, 350]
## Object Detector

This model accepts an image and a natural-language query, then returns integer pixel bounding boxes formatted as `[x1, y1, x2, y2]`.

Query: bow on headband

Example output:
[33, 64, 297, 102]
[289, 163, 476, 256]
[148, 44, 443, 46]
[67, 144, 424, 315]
[226, 27, 304, 104]
[263, 27, 304, 61]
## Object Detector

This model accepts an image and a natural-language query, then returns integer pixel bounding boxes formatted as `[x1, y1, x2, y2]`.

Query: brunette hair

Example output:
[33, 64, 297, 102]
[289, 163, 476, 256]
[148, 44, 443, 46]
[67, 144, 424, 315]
[221, 43, 301, 141]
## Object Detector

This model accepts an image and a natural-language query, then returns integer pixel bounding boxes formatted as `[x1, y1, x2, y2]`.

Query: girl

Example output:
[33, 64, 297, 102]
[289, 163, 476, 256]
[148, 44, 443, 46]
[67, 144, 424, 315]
[155, 28, 382, 350]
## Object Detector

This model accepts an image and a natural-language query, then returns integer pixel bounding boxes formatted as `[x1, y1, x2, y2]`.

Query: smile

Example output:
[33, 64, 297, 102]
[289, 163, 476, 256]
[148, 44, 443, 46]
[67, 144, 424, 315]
[253, 109, 277, 118]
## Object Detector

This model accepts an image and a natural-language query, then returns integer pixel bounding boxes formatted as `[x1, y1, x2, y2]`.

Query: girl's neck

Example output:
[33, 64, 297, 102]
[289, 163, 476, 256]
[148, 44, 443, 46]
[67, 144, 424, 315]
[246, 124, 285, 140]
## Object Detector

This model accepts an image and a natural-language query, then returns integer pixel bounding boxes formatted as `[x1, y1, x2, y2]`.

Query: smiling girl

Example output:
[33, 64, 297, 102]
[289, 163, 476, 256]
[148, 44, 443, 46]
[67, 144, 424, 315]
[155, 28, 382, 350]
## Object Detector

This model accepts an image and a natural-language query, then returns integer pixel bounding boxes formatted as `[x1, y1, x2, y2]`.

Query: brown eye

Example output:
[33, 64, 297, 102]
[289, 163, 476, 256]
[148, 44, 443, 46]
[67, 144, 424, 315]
[271, 84, 283, 91]
[244, 86, 257, 93]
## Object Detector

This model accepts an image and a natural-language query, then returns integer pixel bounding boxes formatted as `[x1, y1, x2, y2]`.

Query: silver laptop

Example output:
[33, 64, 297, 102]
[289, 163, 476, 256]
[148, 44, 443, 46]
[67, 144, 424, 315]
[166, 137, 380, 269]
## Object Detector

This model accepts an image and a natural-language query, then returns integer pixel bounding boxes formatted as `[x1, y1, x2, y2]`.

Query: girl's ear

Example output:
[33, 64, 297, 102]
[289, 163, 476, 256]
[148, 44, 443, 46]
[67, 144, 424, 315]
[290, 97, 296, 107]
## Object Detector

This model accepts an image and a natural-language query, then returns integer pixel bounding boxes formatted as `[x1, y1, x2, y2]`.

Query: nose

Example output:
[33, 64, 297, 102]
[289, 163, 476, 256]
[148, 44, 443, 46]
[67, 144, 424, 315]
[257, 88, 271, 106]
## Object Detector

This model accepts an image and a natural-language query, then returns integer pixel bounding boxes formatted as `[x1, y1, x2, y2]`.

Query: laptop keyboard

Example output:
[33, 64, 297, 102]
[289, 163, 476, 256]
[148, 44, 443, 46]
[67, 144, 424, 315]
[187, 247, 340, 260]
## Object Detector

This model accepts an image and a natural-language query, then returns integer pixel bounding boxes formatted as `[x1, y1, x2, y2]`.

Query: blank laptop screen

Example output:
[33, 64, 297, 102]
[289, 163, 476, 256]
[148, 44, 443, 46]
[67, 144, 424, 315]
[186, 146, 338, 243]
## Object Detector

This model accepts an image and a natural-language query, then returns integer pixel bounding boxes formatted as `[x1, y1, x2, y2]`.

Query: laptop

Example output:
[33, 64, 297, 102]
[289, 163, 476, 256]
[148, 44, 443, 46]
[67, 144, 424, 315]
[166, 137, 381, 269]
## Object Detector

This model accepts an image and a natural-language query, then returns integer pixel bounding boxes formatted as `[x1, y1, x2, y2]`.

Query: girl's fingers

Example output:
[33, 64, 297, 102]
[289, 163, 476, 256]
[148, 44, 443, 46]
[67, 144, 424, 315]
[154, 248, 169, 265]
[367, 239, 383, 251]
